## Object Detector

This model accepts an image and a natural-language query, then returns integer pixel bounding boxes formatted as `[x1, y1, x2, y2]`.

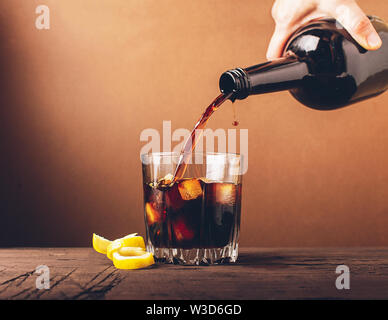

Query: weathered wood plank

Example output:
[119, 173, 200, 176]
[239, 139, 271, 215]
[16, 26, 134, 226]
[0, 248, 387, 299]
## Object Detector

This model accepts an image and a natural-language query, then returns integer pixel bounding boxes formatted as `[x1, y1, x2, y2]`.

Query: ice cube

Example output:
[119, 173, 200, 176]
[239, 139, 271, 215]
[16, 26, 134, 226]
[172, 215, 195, 241]
[218, 184, 236, 204]
[207, 183, 237, 205]
[198, 177, 211, 184]
[145, 202, 162, 225]
[178, 179, 203, 201]
[158, 173, 174, 186]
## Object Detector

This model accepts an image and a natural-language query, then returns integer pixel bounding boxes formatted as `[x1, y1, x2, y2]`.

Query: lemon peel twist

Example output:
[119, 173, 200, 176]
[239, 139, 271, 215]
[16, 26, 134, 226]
[92, 233, 153, 270]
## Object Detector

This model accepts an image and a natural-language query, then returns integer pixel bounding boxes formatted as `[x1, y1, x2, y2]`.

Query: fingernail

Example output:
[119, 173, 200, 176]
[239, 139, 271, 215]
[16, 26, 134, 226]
[367, 32, 382, 49]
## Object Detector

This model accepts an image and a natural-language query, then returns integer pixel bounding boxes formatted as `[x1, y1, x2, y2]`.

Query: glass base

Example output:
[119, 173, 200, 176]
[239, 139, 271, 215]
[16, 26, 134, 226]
[147, 243, 239, 265]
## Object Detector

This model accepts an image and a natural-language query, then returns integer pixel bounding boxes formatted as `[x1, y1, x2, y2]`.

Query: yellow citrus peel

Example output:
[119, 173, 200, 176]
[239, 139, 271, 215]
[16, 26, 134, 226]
[92, 233, 153, 270]
[92, 233, 111, 254]
[113, 248, 154, 270]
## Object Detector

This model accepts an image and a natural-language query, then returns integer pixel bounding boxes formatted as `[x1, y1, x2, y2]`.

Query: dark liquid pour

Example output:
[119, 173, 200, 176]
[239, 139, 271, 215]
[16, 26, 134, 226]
[172, 93, 231, 182]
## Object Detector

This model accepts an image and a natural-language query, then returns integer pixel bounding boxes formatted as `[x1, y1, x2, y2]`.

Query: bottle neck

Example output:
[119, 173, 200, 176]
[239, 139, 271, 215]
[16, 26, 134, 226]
[219, 55, 309, 100]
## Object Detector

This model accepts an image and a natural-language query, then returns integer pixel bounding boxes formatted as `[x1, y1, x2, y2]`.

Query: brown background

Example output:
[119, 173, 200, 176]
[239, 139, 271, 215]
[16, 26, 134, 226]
[0, 0, 387, 247]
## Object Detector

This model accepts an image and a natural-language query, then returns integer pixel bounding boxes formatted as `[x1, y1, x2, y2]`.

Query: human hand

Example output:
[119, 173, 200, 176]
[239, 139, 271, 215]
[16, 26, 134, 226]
[266, 0, 382, 59]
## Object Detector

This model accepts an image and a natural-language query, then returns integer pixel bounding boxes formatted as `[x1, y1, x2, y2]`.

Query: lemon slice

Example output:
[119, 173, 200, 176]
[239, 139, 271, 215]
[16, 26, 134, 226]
[112, 251, 154, 270]
[93, 233, 153, 270]
[93, 233, 139, 255]
[121, 235, 146, 249]
[118, 246, 147, 256]
[92, 233, 111, 254]
[106, 239, 123, 260]
[106, 235, 146, 260]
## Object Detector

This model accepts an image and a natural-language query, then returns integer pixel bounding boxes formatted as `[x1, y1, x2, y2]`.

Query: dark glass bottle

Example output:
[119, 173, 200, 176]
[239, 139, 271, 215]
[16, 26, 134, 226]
[219, 16, 388, 110]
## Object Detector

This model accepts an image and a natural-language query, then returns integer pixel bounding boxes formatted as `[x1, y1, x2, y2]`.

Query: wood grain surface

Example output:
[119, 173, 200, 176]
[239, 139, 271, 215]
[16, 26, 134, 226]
[0, 248, 387, 300]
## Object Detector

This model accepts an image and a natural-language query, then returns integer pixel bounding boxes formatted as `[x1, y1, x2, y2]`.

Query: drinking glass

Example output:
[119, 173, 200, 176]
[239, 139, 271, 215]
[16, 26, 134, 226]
[141, 152, 242, 265]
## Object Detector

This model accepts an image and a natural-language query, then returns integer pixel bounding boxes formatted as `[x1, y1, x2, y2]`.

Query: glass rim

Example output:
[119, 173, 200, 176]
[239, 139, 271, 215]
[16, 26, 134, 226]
[141, 151, 242, 161]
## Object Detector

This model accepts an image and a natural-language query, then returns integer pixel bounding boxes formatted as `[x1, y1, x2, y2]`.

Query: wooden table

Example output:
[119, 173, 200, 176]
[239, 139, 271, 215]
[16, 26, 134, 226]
[0, 248, 387, 300]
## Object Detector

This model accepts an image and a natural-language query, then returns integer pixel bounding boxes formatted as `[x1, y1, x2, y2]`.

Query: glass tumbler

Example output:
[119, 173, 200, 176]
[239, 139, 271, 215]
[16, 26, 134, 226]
[141, 152, 242, 265]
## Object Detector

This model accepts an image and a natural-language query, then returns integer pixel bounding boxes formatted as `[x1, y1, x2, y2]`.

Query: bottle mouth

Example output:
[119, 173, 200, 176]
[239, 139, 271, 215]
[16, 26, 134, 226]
[219, 72, 236, 95]
[219, 68, 249, 100]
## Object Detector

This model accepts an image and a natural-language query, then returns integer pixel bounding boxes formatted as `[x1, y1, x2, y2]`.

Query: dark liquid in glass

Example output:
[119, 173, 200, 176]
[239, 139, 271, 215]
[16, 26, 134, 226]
[144, 178, 241, 249]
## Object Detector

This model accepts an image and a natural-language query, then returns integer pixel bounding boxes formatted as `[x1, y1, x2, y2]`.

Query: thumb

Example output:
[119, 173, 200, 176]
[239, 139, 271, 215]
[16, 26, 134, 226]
[329, 3, 382, 50]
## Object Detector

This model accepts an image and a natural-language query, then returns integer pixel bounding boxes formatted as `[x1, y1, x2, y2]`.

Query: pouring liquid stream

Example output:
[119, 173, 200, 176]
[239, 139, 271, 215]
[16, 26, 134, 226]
[172, 92, 232, 182]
